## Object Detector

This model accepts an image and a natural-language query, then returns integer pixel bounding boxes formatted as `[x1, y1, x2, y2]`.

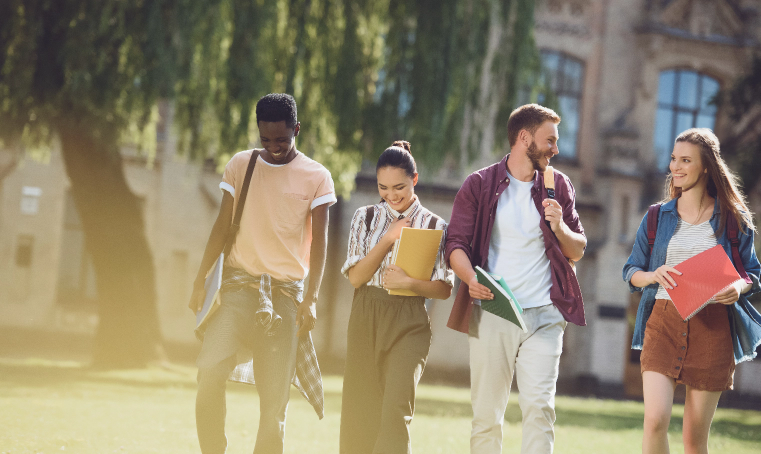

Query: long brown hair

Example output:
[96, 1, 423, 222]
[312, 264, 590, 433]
[663, 128, 756, 235]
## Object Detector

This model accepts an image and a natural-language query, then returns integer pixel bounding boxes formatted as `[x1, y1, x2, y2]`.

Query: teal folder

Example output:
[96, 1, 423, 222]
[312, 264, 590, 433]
[475, 266, 527, 333]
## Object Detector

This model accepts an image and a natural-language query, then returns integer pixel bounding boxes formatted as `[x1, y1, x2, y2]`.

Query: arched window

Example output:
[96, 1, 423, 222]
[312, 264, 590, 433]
[653, 70, 719, 169]
[539, 50, 584, 159]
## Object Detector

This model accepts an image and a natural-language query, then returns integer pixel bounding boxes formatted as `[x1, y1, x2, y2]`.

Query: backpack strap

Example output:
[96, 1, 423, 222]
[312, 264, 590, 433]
[726, 212, 752, 284]
[364, 205, 375, 233]
[353, 205, 377, 299]
[427, 214, 441, 230]
[645, 203, 750, 284]
[223, 150, 259, 257]
[646, 203, 661, 255]
[365, 204, 439, 230]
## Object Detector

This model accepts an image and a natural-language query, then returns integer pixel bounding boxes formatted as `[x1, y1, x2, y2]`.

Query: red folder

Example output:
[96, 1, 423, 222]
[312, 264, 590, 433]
[665, 245, 743, 320]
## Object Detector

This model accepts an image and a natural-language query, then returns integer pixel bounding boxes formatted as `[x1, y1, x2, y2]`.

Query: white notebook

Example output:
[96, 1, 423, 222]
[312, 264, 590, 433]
[196, 253, 224, 330]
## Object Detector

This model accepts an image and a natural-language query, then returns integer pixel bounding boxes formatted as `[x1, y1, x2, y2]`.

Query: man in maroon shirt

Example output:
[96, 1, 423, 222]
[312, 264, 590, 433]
[445, 104, 586, 454]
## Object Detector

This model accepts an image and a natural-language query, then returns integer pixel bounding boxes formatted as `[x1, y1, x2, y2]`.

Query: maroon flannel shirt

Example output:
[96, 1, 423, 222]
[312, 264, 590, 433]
[444, 154, 586, 333]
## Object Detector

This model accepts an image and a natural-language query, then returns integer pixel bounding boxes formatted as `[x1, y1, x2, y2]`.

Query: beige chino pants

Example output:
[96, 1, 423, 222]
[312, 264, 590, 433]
[468, 303, 567, 454]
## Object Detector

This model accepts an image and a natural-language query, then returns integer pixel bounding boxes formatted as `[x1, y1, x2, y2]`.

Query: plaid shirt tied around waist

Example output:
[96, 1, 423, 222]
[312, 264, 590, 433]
[221, 268, 325, 419]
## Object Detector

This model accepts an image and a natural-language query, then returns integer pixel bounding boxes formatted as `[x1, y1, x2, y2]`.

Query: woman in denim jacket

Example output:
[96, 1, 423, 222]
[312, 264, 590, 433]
[622, 128, 761, 454]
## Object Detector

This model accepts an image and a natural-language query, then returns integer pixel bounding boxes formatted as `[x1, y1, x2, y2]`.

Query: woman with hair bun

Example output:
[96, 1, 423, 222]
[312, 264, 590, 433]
[339, 140, 455, 453]
[623, 128, 761, 454]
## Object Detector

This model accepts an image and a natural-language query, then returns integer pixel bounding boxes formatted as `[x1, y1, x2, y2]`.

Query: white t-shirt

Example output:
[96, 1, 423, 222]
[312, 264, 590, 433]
[484, 172, 552, 309]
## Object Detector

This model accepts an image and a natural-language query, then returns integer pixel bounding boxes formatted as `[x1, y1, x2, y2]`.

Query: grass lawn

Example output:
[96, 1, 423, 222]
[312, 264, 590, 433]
[1, 358, 759, 454]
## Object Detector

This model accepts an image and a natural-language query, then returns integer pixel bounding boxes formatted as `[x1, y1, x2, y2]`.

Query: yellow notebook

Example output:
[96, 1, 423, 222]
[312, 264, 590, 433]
[388, 227, 444, 296]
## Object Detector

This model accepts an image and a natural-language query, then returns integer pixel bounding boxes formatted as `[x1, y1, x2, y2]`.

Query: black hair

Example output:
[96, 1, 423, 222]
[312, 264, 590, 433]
[255, 93, 298, 128]
[376, 140, 417, 178]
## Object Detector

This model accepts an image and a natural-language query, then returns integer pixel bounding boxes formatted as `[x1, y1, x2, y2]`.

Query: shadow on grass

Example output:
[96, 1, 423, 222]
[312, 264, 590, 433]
[324, 390, 761, 443]
[3, 362, 759, 444]
[0, 362, 199, 391]
[555, 410, 760, 442]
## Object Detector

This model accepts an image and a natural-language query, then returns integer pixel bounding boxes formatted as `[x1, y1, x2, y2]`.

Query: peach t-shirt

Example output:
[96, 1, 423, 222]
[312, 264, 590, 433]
[219, 149, 337, 282]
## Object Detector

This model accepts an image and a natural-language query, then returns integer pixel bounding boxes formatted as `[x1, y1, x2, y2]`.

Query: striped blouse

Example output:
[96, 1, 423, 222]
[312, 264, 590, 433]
[655, 218, 718, 300]
[341, 197, 455, 290]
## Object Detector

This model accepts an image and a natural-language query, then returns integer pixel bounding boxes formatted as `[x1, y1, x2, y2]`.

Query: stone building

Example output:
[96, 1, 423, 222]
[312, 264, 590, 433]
[522, 0, 761, 397]
[1, 0, 760, 399]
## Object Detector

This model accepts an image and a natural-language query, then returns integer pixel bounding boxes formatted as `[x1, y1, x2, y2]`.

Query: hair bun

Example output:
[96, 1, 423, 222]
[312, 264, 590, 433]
[391, 140, 412, 154]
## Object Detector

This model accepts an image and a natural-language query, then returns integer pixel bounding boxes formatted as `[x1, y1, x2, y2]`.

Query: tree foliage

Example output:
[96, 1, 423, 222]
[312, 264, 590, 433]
[721, 53, 761, 193]
[0, 0, 538, 365]
[169, 0, 539, 184]
[2, 0, 540, 186]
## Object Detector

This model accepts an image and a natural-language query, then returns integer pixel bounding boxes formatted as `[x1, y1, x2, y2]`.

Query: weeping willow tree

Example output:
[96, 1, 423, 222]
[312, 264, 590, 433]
[202, 0, 540, 177]
[0, 0, 538, 366]
[721, 54, 761, 193]
[357, 0, 540, 175]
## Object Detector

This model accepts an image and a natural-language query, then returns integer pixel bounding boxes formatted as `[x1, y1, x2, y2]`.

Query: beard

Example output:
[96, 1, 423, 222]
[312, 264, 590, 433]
[527, 140, 552, 172]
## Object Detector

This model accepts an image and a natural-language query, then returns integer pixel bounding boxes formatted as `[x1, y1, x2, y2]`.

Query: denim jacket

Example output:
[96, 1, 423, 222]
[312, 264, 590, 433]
[622, 197, 761, 364]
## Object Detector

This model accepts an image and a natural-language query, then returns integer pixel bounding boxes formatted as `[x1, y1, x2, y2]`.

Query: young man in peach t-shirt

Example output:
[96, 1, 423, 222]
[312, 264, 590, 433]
[189, 94, 336, 454]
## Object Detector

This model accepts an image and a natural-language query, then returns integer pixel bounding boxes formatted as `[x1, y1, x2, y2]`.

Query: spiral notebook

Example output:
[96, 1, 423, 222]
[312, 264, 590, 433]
[665, 245, 743, 320]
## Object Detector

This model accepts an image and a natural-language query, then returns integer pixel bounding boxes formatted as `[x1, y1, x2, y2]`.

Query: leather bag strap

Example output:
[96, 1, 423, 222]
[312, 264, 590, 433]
[223, 150, 259, 257]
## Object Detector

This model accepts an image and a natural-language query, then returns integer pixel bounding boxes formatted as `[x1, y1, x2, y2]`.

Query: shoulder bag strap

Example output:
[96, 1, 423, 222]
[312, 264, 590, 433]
[223, 150, 260, 257]
[647, 203, 661, 255]
[727, 212, 752, 284]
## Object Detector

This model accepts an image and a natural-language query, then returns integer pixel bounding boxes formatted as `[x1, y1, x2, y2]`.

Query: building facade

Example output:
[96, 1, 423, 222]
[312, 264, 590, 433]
[527, 0, 761, 397]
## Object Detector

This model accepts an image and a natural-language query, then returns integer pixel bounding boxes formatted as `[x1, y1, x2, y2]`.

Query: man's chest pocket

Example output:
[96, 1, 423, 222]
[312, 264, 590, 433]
[275, 193, 310, 228]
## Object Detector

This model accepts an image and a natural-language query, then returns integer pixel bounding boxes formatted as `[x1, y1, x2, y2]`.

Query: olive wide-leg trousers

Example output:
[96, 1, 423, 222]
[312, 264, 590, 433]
[339, 285, 432, 454]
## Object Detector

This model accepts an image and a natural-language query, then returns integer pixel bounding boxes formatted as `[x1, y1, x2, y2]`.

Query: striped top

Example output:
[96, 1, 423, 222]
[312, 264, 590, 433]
[341, 197, 455, 290]
[655, 218, 718, 300]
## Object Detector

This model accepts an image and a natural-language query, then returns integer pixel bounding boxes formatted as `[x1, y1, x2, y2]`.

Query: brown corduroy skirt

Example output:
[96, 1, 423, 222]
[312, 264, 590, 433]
[641, 299, 735, 392]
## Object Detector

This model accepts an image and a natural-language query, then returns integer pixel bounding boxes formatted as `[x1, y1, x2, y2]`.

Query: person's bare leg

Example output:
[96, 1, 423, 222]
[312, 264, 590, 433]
[682, 386, 721, 454]
[642, 371, 676, 454]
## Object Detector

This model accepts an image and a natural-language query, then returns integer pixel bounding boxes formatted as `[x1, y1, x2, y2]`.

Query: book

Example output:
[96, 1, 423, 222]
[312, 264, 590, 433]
[664, 245, 744, 320]
[196, 253, 224, 331]
[475, 266, 527, 332]
[490, 273, 523, 314]
[387, 227, 444, 296]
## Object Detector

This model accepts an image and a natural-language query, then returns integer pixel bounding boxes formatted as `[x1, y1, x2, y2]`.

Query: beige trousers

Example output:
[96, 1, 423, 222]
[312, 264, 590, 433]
[468, 303, 567, 454]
